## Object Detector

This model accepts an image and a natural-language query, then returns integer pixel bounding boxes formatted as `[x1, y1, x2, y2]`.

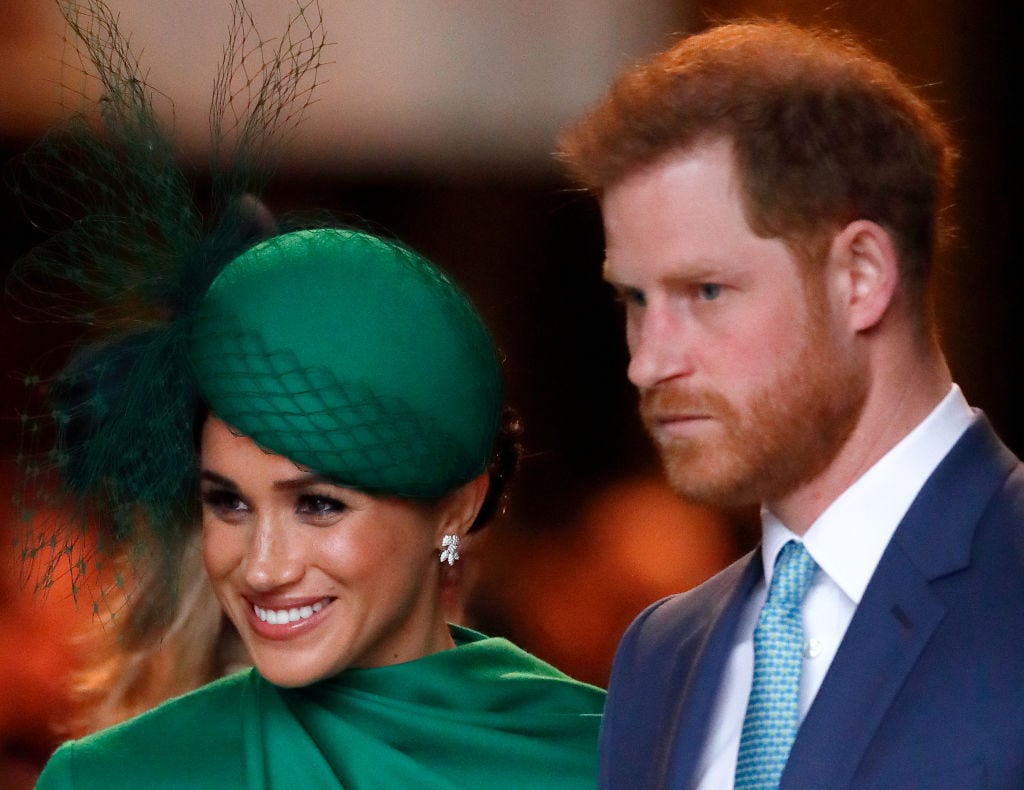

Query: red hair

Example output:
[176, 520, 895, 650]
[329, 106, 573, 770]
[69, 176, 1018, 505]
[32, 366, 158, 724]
[558, 21, 956, 300]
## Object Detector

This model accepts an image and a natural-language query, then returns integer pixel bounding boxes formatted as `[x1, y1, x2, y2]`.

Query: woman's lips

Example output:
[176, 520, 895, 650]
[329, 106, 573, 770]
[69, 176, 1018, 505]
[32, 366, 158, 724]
[244, 596, 335, 640]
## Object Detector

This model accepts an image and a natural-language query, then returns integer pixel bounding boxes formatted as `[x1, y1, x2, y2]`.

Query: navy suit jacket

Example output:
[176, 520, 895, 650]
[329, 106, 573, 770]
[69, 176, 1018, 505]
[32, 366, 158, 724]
[599, 417, 1024, 789]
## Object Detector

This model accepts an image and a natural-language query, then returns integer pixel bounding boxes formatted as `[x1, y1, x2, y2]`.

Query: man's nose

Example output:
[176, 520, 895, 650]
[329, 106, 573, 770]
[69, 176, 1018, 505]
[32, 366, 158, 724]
[626, 306, 694, 389]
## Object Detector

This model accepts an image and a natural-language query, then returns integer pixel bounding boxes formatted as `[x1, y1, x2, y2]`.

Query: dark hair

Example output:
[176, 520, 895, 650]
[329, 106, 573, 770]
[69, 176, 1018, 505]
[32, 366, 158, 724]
[469, 406, 523, 532]
[558, 20, 957, 305]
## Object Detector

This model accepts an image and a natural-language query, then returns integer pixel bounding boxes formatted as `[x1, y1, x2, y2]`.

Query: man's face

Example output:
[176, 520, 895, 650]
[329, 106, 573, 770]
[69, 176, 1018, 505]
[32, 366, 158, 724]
[601, 140, 867, 509]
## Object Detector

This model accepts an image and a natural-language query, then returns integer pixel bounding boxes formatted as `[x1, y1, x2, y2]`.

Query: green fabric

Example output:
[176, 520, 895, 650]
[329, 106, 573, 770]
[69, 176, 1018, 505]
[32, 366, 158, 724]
[190, 228, 503, 498]
[36, 626, 604, 789]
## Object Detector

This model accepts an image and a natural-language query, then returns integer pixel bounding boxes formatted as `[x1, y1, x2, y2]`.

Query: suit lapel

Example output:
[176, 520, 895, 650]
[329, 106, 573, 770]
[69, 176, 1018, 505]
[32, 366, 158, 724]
[781, 417, 1016, 789]
[663, 552, 762, 789]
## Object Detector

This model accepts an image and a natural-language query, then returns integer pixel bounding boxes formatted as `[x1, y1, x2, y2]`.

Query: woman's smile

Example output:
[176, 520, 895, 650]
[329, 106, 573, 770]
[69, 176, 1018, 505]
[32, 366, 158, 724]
[245, 596, 335, 639]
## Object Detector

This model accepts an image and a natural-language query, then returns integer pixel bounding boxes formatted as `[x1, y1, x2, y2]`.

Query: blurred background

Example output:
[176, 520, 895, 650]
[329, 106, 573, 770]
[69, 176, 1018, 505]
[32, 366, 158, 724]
[0, 0, 1016, 786]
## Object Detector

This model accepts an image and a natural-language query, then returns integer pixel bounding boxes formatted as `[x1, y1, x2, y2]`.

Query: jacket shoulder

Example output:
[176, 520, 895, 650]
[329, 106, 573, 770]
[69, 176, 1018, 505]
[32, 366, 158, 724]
[598, 553, 756, 789]
[617, 551, 754, 663]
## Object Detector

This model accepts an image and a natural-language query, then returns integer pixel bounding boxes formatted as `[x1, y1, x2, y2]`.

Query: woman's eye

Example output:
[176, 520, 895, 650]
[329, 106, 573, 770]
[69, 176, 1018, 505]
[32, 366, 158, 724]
[697, 283, 722, 301]
[201, 489, 248, 515]
[297, 494, 346, 518]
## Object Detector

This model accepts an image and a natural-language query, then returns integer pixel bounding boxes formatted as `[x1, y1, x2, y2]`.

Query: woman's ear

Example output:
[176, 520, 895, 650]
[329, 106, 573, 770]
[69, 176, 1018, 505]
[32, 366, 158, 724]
[436, 472, 489, 541]
[829, 219, 900, 332]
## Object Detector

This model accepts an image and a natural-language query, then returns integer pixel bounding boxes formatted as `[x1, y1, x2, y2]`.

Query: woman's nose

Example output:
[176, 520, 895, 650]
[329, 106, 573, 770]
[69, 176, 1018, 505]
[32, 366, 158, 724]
[243, 517, 303, 591]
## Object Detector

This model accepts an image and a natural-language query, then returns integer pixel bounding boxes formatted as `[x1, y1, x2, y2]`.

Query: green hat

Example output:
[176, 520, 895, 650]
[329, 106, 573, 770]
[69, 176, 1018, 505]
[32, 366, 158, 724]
[191, 228, 503, 497]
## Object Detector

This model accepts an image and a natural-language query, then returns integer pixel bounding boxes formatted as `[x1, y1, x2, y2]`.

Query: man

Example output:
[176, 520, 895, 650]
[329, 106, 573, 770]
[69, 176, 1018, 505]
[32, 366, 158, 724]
[558, 21, 1024, 789]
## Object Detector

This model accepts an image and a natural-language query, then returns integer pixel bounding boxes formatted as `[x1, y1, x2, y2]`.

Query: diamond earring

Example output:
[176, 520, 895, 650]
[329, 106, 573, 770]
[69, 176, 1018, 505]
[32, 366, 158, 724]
[439, 534, 460, 565]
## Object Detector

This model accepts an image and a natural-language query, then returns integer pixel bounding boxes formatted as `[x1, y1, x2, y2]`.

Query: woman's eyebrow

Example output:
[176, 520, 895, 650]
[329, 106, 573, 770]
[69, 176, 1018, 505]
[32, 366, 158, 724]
[200, 470, 337, 491]
[200, 470, 237, 490]
[272, 474, 336, 492]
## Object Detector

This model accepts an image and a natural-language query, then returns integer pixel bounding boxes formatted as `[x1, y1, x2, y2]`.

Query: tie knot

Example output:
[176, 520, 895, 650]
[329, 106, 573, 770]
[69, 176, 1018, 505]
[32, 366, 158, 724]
[766, 540, 818, 610]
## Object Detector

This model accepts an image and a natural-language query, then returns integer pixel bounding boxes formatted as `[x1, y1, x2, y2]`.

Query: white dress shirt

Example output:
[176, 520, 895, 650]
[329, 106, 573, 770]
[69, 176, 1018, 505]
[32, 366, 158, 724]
[693, 385, 974, 790]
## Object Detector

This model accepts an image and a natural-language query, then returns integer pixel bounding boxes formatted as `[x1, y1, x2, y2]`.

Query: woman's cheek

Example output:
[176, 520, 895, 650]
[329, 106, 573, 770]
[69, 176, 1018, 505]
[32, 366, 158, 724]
[202, 521, 243, 579]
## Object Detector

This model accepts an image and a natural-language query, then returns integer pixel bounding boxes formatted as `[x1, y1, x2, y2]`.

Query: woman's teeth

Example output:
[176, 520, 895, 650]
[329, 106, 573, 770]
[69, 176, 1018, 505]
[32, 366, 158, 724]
[254, 599, 327, 625]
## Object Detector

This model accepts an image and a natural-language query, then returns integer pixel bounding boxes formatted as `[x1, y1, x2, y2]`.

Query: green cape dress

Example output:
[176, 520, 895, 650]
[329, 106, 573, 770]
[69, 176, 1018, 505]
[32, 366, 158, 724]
[36, 626, 604, 788]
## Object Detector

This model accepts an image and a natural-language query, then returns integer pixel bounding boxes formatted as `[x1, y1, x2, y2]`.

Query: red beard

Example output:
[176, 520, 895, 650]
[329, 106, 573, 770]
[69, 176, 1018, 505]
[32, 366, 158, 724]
[639, 316, 867, 509]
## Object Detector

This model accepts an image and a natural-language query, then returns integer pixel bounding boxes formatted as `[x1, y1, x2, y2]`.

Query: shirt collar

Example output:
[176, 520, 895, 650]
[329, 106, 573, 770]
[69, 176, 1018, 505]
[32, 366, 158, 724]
[761, 384, 974, 600]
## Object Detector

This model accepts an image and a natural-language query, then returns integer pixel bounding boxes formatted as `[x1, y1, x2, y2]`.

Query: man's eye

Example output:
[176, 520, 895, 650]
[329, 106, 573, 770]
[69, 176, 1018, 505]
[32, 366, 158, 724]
[697, 283, 722, 300]
[614, 288, 646, 308]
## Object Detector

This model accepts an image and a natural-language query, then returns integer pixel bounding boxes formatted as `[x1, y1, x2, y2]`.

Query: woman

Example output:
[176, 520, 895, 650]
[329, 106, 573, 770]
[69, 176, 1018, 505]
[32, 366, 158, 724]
[32, 228, 604, 788]
[12, 2, 604, 787]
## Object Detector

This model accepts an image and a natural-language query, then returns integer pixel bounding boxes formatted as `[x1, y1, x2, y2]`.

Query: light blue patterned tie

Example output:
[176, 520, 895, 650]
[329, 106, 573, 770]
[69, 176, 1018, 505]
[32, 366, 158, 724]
[734, 540, 819, 790]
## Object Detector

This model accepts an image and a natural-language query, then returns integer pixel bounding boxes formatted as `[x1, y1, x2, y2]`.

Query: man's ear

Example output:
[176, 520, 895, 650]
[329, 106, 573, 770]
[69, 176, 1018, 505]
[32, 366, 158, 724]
[436, 472, 489, 541]
[829, 219, 900, 332]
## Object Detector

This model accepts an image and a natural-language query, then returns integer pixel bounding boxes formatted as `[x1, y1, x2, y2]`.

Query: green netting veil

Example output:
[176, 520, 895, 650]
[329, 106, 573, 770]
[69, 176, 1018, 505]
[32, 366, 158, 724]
[191, 227, 504, 498]
[4, 0, 336, 607]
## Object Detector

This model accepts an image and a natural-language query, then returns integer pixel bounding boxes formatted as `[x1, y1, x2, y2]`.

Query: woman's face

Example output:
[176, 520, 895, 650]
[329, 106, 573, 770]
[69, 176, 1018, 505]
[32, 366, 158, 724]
[199, 417, 461, 687]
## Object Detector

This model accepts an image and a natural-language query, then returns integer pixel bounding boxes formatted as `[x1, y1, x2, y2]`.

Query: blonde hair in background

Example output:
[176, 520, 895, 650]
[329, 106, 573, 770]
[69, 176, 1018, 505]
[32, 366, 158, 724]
[70, 530, 247, 736]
